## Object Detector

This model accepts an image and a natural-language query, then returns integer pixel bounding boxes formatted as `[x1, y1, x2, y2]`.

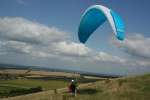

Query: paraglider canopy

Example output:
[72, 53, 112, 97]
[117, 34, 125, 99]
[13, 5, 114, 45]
[78, 5, 125, 43]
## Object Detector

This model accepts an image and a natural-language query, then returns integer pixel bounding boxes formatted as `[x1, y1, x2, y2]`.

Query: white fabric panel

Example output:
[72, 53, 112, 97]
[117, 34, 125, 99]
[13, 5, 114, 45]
[91, 5, 117, 36]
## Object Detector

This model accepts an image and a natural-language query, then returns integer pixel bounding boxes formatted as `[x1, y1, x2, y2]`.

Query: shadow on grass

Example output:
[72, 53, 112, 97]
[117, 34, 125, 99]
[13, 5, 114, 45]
[78, 88, 99, 95]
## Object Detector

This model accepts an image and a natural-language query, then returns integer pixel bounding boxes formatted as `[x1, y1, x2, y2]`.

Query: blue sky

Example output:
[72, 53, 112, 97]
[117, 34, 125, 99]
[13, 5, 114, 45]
[0, 0, 150, 75]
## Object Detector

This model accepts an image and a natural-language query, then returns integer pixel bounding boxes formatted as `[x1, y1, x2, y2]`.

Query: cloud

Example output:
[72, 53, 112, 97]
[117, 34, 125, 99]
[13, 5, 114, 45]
[1, 17, 150, 75]
[93, 52, 127, 63]
[0, 17, 69, 45]
[0, 40, 31, 54]
[0, 17, 126, 65]
[4, 18, 148, 70]
[51, 41, 91, 57]
[0, 16, 150, 76]
[112, 33, 150, 66]
[113, 34, 150, 59]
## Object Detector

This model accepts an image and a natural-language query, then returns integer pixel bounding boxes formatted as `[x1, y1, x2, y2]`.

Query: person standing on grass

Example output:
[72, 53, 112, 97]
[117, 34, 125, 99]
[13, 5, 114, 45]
[69, 80, 77, 96]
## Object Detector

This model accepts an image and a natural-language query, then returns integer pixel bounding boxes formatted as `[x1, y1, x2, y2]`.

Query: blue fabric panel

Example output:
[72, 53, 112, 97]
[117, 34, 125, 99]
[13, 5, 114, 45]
[78, 8, 107, 43]
[110, 10, 125, 40]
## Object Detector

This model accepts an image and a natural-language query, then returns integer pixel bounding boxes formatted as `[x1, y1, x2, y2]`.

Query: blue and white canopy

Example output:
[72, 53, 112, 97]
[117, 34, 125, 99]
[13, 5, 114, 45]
[78, 5, 125, 43]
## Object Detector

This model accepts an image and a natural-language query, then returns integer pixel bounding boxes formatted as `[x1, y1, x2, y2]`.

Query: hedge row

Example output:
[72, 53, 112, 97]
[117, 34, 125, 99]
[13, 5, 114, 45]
[0, 86, 42, 98]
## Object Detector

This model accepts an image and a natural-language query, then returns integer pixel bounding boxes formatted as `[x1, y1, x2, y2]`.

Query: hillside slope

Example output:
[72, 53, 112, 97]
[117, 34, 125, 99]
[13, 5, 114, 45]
[74, 74, 150, 100]
[2, 74, 150, 100]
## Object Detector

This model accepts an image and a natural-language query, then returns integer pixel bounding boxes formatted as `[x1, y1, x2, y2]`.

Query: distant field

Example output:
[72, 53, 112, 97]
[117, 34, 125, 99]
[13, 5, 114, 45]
[0, 69, 102, 98]
[0, 69, 80, 77]
[0, 79, 68, 91]
[2, 73, 150, 100]
[0, 79, 68, 98]
[0, 69, 74, 98]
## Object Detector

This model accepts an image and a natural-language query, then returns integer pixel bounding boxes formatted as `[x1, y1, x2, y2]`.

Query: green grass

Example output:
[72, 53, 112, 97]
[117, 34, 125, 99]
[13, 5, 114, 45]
[0, 78, 68, 98]
[70, 74, 150, 100]
[0, 79, 68, 91]
[0, 85, 21, 92]
[1, 74, 150, 100]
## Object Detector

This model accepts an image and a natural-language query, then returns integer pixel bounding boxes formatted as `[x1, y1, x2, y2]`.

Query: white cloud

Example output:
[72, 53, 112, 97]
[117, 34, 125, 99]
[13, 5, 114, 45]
[0, 17, 69, 45]
[0, 17, 126, 65]
[112, 34, 150, 66]
[1, 17, 150, 75]
[1, 41, 31, 54]
[51, 41, 91, 57]
[93, 52, 127, 63]
[113, 34, 150, 58]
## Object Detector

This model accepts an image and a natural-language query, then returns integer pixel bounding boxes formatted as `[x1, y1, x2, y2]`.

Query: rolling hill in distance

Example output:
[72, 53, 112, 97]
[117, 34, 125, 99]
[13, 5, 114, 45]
[0, 63, 122, 78]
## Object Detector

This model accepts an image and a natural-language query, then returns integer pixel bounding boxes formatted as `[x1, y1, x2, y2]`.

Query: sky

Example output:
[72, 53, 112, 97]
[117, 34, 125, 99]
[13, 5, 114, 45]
[0, 0, 150, 75]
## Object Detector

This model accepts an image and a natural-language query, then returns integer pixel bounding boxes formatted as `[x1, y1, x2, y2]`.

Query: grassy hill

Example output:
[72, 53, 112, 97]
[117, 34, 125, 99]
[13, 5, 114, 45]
[73, 74, 150, 100]
[1, 73, 150, 100]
